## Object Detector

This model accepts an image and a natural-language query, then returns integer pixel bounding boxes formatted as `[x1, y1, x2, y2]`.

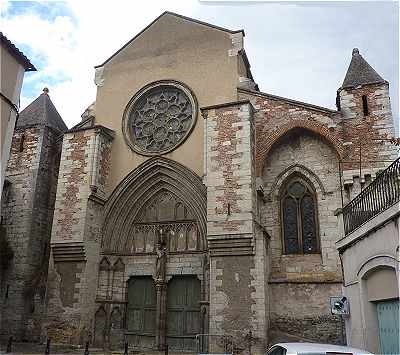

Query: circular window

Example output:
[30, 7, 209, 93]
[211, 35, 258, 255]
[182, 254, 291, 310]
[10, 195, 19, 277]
[122, 81, 197, 155]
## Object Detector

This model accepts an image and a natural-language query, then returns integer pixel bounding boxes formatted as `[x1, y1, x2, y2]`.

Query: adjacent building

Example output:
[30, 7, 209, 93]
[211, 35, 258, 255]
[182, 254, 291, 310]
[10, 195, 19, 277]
[0, 12, 398, 352]
[336, 157, 399, 354]
[0, 32, 36, 198]
[0, 89, 67, 340]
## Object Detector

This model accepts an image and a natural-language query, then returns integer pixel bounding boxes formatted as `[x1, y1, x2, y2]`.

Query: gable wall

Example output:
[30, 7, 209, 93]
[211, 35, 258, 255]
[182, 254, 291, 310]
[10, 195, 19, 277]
[95, 14, 242, 193]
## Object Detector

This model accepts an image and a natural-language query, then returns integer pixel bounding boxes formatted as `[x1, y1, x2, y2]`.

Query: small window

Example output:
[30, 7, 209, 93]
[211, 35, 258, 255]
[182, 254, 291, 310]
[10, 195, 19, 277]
[362, 95, 369, 116]
[281, 178, 319, 254]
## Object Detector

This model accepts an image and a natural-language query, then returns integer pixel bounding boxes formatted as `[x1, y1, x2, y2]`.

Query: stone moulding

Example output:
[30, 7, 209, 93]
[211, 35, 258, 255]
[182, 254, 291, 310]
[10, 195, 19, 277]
[101, 156, 207, 253]
[51, 242, 86, 262]
[266, 164, 327, 201]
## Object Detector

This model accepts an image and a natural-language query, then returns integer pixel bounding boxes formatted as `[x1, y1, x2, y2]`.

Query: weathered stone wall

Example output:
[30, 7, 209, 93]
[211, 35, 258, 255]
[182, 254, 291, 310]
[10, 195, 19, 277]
[260, 130, 343, 344]
[45, 126, 114, 344]
[262, 133, 342, 279]
[203, 101, 268, 353]
[269, 283, 344, 345]
[0, 125, 62, 341]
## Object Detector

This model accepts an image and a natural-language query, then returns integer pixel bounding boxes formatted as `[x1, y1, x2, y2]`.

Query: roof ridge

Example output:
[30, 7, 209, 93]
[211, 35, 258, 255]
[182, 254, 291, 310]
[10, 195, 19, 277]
[238, 88, 337, 114]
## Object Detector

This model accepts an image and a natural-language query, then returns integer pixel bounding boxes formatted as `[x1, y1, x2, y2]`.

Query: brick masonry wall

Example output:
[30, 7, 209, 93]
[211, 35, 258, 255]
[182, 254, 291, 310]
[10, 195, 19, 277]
[204, 101, 268, 352]
[339, 83, 398, 200]
[237, 84, 396, 345]
[236, 86, 395, 343]
[45, 126, 114, 344]
[0, 125, 62, 341]
[239, 85, 398, 203]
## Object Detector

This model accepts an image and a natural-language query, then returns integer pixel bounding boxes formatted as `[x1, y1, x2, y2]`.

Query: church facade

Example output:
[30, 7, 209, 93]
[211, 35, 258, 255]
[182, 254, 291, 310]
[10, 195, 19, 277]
[0, 12, 397, 352]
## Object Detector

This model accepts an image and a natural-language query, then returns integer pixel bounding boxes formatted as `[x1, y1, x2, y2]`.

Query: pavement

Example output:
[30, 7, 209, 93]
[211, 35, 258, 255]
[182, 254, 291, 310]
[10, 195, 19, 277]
[0, 343, 196, 355]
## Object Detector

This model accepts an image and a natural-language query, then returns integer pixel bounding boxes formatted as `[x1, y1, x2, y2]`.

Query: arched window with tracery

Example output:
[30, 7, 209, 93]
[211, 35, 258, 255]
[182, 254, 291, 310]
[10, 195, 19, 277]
[281, 177, 319, 254]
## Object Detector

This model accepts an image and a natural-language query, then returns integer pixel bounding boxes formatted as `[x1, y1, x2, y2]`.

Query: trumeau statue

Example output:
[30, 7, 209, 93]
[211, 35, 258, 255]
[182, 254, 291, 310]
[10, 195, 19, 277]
[155, 228, 168, 282]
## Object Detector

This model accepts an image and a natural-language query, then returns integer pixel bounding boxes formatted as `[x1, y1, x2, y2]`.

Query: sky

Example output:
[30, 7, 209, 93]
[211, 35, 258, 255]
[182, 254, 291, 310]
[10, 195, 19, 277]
[1, 1, 398, 130]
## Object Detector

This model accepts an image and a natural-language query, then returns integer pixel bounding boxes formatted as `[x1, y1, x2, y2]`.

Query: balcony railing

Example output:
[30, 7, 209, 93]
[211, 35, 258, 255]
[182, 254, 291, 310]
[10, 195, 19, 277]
[342, 157, 400, 236]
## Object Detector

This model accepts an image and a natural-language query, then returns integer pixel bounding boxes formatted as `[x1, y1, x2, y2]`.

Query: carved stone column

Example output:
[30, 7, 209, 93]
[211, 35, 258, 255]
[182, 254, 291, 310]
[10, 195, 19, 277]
[155, 228, 168, 350]
[155, 281, 167, 350]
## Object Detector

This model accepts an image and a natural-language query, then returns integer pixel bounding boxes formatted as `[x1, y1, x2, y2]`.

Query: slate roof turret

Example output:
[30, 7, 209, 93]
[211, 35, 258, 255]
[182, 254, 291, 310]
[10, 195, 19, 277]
[342, 48, 386, 89]
[17, 88, 68, 132]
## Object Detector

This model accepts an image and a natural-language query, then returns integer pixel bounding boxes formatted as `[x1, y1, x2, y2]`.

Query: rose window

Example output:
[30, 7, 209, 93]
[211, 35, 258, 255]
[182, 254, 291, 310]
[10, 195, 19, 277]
[123, 81, 197, 155]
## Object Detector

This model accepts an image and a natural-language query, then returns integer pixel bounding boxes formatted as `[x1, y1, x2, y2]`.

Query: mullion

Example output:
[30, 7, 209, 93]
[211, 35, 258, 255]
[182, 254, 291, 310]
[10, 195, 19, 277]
[296, 196, 303, 253]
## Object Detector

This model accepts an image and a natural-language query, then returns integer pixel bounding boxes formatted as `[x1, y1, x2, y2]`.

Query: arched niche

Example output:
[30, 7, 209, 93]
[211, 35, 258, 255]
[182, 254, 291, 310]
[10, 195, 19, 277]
[101, 157, 207, 254]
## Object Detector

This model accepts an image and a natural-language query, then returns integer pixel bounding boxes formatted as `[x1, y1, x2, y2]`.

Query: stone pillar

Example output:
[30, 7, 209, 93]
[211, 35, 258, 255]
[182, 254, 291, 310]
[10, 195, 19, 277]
[44, 125, 114, 344]
[202, 101, 268, 354]
[155, 228, 168, 350]
[155, 281, 167, 350]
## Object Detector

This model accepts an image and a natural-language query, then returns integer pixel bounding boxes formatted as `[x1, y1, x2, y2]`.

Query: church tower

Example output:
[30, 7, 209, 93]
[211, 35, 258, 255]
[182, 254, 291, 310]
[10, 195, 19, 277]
[337, 48, 397, 199]
[0, 89, 67, 340]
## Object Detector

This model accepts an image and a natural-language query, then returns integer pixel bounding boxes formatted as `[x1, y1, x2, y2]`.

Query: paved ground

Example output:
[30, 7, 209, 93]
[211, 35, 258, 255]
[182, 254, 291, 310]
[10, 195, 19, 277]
[0, 343, 195, 355]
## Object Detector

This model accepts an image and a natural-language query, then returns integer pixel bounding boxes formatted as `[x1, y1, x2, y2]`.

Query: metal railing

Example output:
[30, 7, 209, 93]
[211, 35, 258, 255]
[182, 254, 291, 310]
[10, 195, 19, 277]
[343, 157, 400, 236]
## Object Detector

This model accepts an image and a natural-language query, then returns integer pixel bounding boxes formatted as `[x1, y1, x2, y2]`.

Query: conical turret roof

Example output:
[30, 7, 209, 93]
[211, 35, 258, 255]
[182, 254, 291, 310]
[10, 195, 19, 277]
[342, 48, 386, 89]
[17, 88, 68, 132]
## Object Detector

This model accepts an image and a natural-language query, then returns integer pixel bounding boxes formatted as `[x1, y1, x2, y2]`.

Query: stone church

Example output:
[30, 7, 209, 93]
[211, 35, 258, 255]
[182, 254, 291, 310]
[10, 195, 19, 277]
[0, 12, 397, 352]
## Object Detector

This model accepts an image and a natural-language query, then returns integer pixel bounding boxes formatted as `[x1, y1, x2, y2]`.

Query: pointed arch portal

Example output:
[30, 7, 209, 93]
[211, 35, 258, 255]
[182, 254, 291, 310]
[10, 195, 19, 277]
[99, 157, 207, 351]
[102, 157, 207, 254]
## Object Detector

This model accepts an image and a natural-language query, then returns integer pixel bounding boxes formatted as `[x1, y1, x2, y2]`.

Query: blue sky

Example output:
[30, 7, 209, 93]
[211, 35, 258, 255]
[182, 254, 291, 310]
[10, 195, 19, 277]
[1, 1, 398, 131]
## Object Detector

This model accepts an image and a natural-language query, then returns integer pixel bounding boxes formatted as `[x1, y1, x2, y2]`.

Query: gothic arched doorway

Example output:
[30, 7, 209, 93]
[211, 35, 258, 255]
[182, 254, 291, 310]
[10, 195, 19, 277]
[99, 158, 208, 351]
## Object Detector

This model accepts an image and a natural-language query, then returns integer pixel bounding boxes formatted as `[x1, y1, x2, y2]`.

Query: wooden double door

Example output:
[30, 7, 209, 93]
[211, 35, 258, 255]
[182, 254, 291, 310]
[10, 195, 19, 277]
[126, 275, 201, 351]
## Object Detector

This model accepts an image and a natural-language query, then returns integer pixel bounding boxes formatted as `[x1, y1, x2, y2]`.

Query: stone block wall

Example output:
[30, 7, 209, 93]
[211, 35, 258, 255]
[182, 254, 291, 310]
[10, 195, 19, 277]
[0, 125, 63, 341]
[262, 133, 342, 279]
[45, 125, 114, 344]
[203, 101, 268, 352]
[269, 282, 343, 345]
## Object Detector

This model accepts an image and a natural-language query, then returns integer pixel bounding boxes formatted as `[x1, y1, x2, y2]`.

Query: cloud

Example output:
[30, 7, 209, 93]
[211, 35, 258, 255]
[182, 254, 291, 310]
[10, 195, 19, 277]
[2, 1, 198, 128]
[1, 1, 398, 131]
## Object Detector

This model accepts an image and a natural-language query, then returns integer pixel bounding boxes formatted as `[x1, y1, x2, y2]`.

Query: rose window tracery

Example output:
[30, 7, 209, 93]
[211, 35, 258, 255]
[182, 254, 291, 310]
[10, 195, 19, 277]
[123, 81, 197, 155]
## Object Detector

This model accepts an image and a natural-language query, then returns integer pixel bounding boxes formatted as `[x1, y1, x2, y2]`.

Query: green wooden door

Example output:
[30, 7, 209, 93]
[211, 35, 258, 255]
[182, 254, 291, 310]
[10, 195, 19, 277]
[377, 300, 400, 354]
[167, 276, 201, 351]
[126, 277, 156, 349]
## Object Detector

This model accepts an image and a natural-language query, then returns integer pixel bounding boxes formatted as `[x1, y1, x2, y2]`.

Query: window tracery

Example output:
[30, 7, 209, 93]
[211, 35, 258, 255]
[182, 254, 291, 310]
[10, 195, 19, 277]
[126, 191, 201, 254]
[123, 81, 197, 155]
[281, 178, 319, 254]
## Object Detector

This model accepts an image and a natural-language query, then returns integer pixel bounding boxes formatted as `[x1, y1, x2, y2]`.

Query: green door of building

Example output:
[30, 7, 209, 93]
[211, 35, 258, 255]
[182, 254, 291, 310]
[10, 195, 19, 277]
[377, 299, 400, 355]
[167, 276, 201, 351]
[126, 277, 157, 348]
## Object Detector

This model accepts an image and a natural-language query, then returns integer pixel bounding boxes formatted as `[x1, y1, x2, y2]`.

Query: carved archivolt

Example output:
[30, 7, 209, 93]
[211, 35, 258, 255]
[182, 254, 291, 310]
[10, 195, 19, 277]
[265, 164, 327, 201]
[102, 157, 207, 254]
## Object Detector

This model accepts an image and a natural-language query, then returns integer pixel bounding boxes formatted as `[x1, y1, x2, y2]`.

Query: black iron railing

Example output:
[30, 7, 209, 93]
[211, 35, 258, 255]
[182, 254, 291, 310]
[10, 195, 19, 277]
[343, 157, 400, 236]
